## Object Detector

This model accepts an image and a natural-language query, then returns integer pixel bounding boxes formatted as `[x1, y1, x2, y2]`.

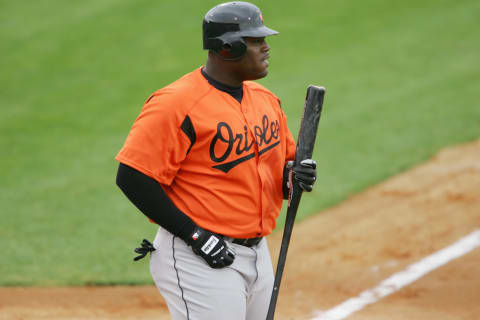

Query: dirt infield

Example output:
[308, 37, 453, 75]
[1, 139, 479, 320]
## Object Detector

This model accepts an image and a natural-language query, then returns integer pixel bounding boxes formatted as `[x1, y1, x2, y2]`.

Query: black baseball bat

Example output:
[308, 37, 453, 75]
[266, 85, 325, 320]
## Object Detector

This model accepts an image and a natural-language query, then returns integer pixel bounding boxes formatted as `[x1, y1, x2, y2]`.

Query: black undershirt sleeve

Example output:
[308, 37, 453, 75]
[116, 163, 196, 241]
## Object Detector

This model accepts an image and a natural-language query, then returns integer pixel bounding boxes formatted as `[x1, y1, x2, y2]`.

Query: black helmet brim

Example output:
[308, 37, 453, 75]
[240, 25, 279, 38]
[218, 25, 279, 43]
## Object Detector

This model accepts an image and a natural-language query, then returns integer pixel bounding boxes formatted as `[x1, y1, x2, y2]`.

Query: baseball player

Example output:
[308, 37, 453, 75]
[115, 2, 317, 319]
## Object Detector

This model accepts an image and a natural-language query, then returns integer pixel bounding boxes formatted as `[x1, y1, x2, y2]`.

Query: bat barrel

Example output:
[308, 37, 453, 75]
[295, 85, 325, 163]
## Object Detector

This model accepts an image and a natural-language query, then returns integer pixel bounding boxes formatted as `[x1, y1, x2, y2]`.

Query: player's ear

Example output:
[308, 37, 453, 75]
[216, 37, 246, 60]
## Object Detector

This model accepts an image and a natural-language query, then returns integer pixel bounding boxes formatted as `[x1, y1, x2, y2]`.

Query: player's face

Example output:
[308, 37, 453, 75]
[236, 37, 270, 81]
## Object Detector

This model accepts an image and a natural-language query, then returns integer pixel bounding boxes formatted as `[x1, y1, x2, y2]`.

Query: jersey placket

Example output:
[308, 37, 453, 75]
[240, 90, 266, 237]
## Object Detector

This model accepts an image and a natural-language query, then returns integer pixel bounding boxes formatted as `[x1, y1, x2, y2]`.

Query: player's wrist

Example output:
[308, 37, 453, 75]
[177, 219, 198, 243]
[185, 226, 222, 249]
[185, 226, 208, 247]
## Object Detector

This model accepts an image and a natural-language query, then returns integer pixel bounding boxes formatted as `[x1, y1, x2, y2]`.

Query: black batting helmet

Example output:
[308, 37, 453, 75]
[202, 1, 279, 60]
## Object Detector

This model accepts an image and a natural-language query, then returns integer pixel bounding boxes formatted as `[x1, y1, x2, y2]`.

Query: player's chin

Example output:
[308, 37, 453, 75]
[243, 64, 269, 81]
[258, 68, 268, 78]
[260, 60, 269, 75]
[253, 65, 269, 79]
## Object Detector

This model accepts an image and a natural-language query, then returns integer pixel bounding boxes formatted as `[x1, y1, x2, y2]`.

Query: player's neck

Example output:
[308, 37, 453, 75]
[204, 57, 243, 87]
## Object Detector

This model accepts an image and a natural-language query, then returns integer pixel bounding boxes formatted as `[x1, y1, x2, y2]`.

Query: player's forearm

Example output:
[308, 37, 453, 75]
[115, 163, 196, 240]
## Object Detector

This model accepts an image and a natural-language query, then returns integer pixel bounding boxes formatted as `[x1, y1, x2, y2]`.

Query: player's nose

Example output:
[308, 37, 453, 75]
[261, 40, 270, 52]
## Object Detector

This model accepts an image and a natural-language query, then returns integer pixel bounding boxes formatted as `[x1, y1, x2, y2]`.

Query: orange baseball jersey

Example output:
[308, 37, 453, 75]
[116, 67, 296, 238]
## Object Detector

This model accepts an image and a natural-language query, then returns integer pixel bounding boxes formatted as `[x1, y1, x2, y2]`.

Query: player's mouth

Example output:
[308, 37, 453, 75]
[262, 54, 270, 66]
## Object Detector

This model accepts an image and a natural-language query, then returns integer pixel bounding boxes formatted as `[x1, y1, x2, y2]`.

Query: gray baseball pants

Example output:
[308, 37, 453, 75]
[150, 227, 274, 320]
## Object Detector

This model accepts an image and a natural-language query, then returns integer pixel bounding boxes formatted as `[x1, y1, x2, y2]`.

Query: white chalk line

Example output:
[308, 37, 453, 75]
[311, 229, 480, 320]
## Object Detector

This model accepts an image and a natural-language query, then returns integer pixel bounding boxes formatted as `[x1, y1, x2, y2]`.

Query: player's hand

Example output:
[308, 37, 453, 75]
[186, 226, 236, 269]
[290, 159, 317, 192]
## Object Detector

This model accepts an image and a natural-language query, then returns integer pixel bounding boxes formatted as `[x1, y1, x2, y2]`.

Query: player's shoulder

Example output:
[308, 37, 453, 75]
[145, 68, 210, 107]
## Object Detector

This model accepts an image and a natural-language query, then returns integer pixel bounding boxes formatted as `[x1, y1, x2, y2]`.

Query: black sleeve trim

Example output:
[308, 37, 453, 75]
[277, 98, 283, 109]
[180, 115, 196, 155]
[116, 163, 196, 241]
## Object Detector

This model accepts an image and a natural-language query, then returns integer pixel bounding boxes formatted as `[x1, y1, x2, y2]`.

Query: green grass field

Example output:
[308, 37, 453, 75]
[1, 0, 479, 286]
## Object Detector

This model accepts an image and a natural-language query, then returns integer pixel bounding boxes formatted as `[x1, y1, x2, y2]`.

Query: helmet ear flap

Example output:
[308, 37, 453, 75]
[217, 38, 246, 60]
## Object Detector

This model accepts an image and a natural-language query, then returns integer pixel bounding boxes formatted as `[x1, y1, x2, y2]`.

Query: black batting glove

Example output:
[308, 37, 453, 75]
[290, 159, 317, 192]
[133, 239, 156, 261]
[185, 226, 236, 269]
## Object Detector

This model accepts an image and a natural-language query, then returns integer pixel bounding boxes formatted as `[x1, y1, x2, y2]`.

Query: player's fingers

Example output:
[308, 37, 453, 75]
[227, 248, 236, 258]
[223, 258, 234, 267]
[299, 181, 313, 192]
[300, 159, 316, 169]
[213, 256, 229, 269]
[213, 247, 235, 268]
[294, 173, 315, 184]
[222, 252, 234, 267]
[208, 256, 222, 268]
[293, 166, 316, 176]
